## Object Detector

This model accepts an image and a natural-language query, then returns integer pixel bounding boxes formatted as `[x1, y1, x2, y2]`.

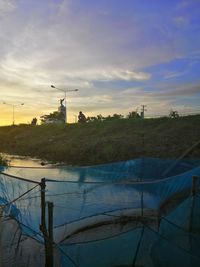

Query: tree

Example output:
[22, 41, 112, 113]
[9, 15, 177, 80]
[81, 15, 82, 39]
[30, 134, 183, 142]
[87, 114, 104, 122]
[97, 114, 104, 121]
[87, 113, 124, 122]
[127, 111, 141, 119]
[104, 114, 124, 121]
[87, 116, 98, 122]
[40, 111, 65, 124]
[169, 110, 179, 118]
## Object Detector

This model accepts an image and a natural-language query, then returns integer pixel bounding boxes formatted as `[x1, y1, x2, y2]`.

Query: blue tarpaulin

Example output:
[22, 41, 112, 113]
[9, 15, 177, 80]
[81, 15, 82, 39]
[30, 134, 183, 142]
[0, 158, 200, 266]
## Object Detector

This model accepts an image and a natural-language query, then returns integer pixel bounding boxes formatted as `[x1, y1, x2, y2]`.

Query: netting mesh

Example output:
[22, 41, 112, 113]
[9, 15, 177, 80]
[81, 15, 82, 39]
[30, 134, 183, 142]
[0, 158, 200, 267]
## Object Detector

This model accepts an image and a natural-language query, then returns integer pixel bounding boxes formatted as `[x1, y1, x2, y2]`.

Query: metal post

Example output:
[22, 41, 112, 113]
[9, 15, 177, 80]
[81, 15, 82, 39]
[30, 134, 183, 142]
[3, 102, 24, 126]
[48, 202, 54, 267]
[64, 91, 67, 124]
[13, 105, 15, 125]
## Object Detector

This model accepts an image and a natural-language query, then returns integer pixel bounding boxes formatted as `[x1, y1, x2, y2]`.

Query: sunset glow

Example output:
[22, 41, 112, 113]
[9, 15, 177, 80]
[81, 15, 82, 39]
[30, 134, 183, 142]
[0, 0, 200, 125]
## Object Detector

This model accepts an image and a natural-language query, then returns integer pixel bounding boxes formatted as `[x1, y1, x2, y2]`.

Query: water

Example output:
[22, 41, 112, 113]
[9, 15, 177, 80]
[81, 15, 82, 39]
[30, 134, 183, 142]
[1, 153, 110, 183]
[0, 153, 76, 182]
[1, 153, 51, 168]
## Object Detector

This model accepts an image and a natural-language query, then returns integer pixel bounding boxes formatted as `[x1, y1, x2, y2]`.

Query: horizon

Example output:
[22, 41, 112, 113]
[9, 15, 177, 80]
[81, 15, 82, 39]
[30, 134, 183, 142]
[0, 0, 200, 125]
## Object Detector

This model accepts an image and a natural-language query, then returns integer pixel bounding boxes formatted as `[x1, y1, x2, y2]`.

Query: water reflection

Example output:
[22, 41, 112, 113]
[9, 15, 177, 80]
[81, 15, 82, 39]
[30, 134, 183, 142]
[1, 153, 106, 183]
[3, 153, 49, 168]
[1, 153, 72, 182]
[1, 154, 139, 184]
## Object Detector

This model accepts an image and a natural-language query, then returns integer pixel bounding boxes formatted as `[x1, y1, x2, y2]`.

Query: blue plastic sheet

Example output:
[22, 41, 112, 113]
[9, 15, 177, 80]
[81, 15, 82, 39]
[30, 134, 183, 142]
[0, 158, 200, 267]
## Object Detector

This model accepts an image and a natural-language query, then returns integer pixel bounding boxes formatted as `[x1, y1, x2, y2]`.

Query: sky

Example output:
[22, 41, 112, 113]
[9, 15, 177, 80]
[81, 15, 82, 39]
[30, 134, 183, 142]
[0, 0, 200, 125]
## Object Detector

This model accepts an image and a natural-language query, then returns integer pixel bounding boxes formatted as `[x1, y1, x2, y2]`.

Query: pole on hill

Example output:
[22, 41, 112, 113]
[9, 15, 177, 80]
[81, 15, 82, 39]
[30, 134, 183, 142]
[141, 105, 147, 119]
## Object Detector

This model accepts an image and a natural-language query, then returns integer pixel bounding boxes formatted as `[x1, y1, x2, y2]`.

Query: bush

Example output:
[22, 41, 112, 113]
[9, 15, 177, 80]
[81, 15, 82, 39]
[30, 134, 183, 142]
[0, 154, 8, 166]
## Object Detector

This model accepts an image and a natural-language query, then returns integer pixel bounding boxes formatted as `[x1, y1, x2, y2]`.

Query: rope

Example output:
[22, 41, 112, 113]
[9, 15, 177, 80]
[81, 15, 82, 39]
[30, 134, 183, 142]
[2, 184, 40, 208]
[6, 165, 63, 169]
[132, 225, 144, 267]
[162, 140, 200, 177]
[2, 165, 200, 186]
[0, 171, 40, 184]
[45, 167, 200, 184]
[160, 216, 194, 234]
[56, 245, 79, 267]
[1, 214, 79, 267]
[45, 178, 141, 184]
[144, 223, 200, 260]
[14, 189, 41, 201]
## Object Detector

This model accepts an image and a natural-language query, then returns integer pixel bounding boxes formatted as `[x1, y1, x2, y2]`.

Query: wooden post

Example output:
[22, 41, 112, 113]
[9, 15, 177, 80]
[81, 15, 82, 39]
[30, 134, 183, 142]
[40, 178, 53, 267]
[48, 202, 54, 267]
[189, 176, 199, 232]
[191, 176, 198, 197]
[189, 176, 199, 252]
[40, 178, 46, 232]
[157, 211, 161, 230]
[141, 190, 144, 217]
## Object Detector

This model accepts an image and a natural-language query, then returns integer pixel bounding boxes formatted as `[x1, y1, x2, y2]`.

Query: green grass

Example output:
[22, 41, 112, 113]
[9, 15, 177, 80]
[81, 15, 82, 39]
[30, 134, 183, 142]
[0, 115, 199, 166]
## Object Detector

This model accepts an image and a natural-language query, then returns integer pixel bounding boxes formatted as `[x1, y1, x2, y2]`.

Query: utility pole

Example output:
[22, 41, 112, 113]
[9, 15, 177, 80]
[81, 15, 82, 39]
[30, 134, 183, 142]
[141, 105, 147, 119]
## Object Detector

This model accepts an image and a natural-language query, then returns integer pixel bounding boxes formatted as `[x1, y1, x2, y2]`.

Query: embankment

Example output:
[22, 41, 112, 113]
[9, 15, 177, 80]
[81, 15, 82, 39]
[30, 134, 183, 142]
[0, 115, 199, 165]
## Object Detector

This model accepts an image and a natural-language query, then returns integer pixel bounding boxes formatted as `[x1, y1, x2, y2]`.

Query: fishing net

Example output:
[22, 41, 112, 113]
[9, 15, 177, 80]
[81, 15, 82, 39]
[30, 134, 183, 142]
[0, 158, 200, 267]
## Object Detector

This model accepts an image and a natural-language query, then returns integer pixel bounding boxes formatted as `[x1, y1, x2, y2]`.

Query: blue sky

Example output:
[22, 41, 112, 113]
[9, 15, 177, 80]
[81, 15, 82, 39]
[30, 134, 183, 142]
[0, 0, 200, 124]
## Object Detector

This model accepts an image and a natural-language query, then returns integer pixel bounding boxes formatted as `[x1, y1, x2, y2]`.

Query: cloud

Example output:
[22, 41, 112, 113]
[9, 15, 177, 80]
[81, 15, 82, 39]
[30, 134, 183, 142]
[0, 0, 182, 77]
[0, 0, 16, 12]
[57, 0, 71, 14]
[164, 70, 188, 79]
[154, 83, 200, 98]
[0, 0, 199, 125]
[177, 0, 200, 9]
[56, 69, 151, 82]
[173, 16, 189, 28]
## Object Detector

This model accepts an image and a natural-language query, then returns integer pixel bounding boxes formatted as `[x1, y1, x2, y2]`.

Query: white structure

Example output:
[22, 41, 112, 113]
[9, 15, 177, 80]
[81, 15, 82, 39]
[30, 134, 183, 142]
[51, 85, 78, 124]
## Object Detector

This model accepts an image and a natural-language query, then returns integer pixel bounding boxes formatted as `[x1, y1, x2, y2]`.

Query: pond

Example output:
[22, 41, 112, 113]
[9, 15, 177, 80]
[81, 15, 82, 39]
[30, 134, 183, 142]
[2, 154, 200, 184]
[1, 153, 115, 183]
[1, 153, 53, 168]
[0, 153, 79, 182]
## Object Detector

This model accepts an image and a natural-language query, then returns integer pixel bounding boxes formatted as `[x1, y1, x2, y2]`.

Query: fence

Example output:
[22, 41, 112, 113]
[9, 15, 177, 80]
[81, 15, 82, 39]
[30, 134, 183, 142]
[0, 158, 200, 267]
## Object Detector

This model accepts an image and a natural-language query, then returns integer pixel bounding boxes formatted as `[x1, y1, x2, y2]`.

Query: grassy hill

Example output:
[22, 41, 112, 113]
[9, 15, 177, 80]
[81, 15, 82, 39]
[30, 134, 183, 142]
[0, 115, 200, 166]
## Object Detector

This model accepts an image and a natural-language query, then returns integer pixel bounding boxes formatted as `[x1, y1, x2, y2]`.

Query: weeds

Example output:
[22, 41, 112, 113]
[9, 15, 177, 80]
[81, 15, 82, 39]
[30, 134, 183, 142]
[0, 154, 8, 166]
[0, 115, 199, 165]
